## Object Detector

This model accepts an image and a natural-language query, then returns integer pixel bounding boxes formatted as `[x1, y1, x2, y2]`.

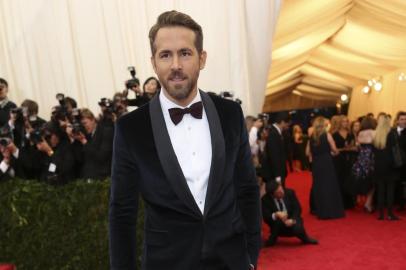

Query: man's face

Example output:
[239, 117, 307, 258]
[280, 120, 290, 131]
[398, 115, 406, 129]
[151, 26, 206, 102]
[273, 185, 285, 199]
[254, 119, 263, 129]
[81, 117, 97, 135]
[0, 83, 8, 100]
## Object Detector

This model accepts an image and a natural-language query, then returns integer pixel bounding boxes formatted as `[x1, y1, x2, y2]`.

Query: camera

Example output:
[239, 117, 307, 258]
[11, 106, 28, 124]
[0, 126, 12, 147]
[51, 106, 68, 123]
[125, 66, 140, 90]
[56, 93, 66, 107]
[69, 108, 86, 136]
[51, 93, 70, 123]
[219, 91, 242, 105]
[258, 113, 269, 122]
[29, 129, 44, 144]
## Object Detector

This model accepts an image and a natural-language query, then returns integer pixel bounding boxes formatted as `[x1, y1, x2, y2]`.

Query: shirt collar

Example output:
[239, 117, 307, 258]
[0, 98, 9, 108]
[159, 88, 202, 115]
[398, 126, 404, 133]
[273, 124, 282, 135]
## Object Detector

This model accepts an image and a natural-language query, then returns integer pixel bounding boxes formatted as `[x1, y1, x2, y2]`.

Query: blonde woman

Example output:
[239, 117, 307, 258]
[329, 115, 341, 134]
[292, 125, 304, 171]
[374, 114, 400, 220]
[306, 117, 345, 219]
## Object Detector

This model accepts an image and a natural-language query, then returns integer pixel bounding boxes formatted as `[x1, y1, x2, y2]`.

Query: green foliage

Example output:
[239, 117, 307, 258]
[0, 179, 144, 269]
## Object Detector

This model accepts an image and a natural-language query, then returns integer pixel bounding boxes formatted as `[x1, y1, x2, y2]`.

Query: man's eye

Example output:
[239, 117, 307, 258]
[181, 51, 191, 57]
[160, 53, 170, 59]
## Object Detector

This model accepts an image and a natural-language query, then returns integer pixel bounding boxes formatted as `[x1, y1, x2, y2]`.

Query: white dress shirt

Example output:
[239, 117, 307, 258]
[249, 126, 259, 155]
[160, 90, 212, 213]
[273, 123, 282, 135]
[397, 126, 404, 136]
[272, 123, 283, 182]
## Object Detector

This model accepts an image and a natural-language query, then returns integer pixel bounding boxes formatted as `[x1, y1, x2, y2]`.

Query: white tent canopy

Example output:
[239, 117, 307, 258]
[265, 0, 406, 113]
[0, 0, 281, 118]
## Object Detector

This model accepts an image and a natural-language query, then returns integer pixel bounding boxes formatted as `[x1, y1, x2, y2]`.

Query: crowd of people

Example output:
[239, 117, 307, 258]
[0, 76, 160, 184]
[247, 110, 406, 245]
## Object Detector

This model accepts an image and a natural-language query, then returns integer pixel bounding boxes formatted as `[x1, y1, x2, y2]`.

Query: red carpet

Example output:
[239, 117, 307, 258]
[257, 171, 406, 270]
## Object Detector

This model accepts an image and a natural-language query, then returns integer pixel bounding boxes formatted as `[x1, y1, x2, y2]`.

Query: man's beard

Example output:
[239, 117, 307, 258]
[163, 71, 198, 101]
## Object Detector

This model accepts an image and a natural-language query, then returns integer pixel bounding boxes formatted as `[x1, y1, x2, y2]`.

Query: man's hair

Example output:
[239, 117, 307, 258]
[266, 181, 282, 196]
[360, 116, 376, 131]
[396, 111, 406, 121]
[149, 10, 203, 56]
[21, 99, 39, 115]
[80, 108, 95, 120]
[274, 111, 291, 124]
[0, 78, 8, 87]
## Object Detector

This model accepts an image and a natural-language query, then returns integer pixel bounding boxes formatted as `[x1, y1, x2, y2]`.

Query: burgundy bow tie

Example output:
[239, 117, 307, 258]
[168, 101, 203, 125]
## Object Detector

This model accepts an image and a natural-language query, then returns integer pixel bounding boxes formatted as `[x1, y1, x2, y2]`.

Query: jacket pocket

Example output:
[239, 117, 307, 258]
[145, 229, 169, 246]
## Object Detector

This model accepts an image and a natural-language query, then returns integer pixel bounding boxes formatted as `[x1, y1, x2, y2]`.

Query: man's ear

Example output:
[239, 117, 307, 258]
[199, 50, 207, 70]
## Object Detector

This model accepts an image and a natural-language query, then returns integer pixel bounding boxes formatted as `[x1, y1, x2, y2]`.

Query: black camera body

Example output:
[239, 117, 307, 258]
[29, 129, 44, 145]
[11, 106, 28, 124]
[0, 126, 12, 147]
[219, 91, 242, 105]
[125, 66, 140, 90]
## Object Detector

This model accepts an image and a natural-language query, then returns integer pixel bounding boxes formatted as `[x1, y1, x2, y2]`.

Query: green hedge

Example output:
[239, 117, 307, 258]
[0, 179, 144, 270]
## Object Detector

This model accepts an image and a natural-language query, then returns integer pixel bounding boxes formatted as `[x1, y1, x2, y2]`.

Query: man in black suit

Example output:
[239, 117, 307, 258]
[0, 78, 17, 128]
[394, 111, 406, 209]
[263, 112, 291, 186]
[109, 11, 261, 270]
[74, 108, 114, 180]
[262, 181, 318, 246]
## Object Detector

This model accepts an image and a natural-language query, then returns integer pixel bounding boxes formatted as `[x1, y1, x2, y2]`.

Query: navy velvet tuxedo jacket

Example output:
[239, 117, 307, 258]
[109, 90, 261, 270]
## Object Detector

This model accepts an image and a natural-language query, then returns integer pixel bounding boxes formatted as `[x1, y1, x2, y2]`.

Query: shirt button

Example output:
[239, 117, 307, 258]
[192, 152, 196, 156]
[188, 126, 191, 131]
[199, 201, 202, 204]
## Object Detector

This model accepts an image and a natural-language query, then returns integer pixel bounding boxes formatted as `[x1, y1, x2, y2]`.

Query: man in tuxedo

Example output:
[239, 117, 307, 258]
[262, 181, 318, 246]
[394, 111, 406, 209]
[263, 112, 290, 186]
[0, 78, 17, 128]
[109, 11, 261, 270]
[73, 108, 114, 180]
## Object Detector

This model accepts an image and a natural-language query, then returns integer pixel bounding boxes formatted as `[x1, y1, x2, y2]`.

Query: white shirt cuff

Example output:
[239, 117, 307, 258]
[272, 213, 277, 221]
[13, 148, 19, 159]
[8, 120, 15, 130]
[0, 160, 9, 173]
[275, 177, 281, 182]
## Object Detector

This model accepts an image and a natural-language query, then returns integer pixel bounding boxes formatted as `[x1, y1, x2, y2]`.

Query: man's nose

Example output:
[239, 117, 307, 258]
[171, 56, 182, 70]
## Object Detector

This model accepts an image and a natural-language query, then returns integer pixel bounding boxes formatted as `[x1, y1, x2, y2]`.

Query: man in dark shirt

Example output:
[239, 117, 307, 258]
[0, 78, 17, 128]
[262, 181, 318, 246]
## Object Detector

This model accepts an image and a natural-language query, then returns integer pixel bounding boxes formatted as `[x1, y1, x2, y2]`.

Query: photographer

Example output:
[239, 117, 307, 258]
[97, 97, 119, 125]
[0, 78, 17, 128]
[0, 128, 23, 181]
[74, 108, 113, 180]
[123, 67, 153, 108]
[35, 121, 76, 185]
[142, 76, 160, 99]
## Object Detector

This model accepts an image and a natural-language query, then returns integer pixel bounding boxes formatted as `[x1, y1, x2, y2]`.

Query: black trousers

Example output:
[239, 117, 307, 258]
[376, 178, 396, 213]
[267, 218, 308, 243]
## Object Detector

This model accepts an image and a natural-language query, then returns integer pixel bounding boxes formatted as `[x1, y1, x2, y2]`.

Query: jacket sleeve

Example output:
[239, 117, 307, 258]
[109, 119, 140, 270]
[234, 106, 262, 266]
[266, 130, 282, 179]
